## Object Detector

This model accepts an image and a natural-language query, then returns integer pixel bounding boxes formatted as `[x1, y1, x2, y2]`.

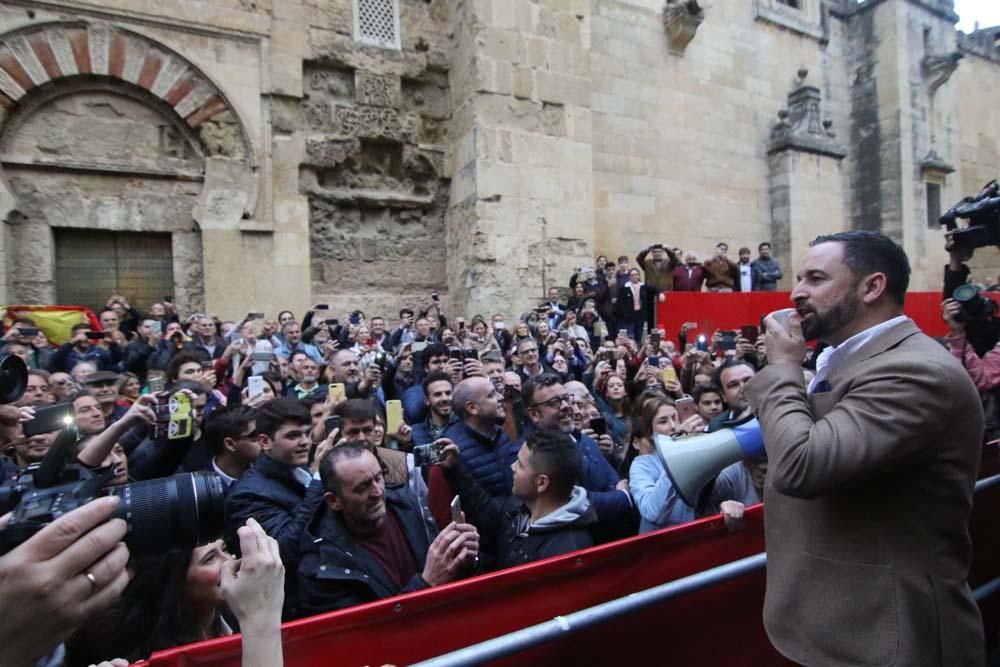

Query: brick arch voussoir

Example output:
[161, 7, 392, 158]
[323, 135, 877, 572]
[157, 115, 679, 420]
[0, 21, 246, 158]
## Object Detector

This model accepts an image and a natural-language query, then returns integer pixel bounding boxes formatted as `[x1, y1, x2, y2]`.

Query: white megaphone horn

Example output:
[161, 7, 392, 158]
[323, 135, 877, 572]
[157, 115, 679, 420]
[653, 417, 765, 507]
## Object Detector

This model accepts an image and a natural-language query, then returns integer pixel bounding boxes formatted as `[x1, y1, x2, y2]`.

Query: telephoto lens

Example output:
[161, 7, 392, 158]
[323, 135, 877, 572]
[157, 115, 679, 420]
[109, 472, 226, 557]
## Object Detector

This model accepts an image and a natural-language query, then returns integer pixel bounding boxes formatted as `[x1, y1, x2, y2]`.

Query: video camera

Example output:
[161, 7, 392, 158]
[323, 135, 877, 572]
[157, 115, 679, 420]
[0, 425, 225, 556]
[952, 283, 998, 322]
[940, 179, 1000, 258]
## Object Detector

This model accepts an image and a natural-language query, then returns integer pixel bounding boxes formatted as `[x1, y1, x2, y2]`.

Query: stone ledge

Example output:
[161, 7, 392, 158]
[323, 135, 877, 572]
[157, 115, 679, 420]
[753, 0, 827, 43]
[303, 185, 435, 208]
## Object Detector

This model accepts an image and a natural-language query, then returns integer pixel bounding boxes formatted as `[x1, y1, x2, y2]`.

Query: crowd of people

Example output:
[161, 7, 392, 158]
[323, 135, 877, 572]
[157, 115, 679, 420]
[1, 232, 996, 666]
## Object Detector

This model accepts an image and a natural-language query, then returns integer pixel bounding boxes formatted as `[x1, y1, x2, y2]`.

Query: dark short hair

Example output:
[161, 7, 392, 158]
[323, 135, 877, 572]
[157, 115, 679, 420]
[254, 398, 310, 439]
[810, 230, 910, 306]
[399, 308, 414, 318]
[289, 350, 309, 364]
[421, 342, 449, 369]
[617, 255, 629, 263]
[522, 372, 563, 408]
[692, 383, 723, 404]
[480, 352, 504, 366]
[204, 405, 257, 457]
[524, 428, 580, 499]
[165, 351, 204, 383]
[71, 323, 91, 334]
[334, 398, 376, 424]
[319, 442, 371, 494]
[27, 368, 51, 382]
[739, 247, 750, 255]
[422, 371, 452, 395]
[758, 242, 771, 251]
[712, 359, 755, 390]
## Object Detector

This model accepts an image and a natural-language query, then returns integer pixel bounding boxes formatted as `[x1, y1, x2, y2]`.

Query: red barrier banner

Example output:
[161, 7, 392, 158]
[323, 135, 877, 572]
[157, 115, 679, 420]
[654, 291, 960, 342]
[138, 452, 1000, 667]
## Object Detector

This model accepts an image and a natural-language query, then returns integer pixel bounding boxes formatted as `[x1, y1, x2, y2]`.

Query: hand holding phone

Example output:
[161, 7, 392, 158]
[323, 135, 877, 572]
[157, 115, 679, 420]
[675, 396, 697, 423]
[450, 495, 464, 524]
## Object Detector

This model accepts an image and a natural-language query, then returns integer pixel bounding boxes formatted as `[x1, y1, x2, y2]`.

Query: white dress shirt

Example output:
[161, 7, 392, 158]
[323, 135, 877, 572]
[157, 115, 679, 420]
[809, 315, 909, 393]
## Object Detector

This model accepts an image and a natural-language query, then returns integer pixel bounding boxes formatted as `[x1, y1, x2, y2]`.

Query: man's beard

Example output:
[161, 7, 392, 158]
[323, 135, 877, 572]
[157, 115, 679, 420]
[798, 290, 861, 342]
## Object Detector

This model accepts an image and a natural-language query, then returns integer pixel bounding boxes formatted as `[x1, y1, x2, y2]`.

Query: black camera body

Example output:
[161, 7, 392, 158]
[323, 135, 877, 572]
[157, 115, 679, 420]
[0, 427, 226, 557]
[940, 180, 1000, 257]
[953, 283, 999, 322]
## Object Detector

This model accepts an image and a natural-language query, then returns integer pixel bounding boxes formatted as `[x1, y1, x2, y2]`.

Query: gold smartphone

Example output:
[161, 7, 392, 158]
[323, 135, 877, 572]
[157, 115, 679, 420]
[386, 399, 404, 435]
[328, 383, 346, 402]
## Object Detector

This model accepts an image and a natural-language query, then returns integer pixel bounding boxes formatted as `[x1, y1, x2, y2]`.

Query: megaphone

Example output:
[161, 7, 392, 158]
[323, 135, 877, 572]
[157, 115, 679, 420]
[654, 417, 765, 507]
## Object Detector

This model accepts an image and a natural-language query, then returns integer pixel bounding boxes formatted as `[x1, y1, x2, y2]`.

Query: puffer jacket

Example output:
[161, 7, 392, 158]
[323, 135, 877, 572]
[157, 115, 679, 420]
[442, 419, 518, 498]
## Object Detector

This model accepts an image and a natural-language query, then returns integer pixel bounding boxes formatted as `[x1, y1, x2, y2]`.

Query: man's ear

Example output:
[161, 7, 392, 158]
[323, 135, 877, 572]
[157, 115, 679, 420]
[223, 436, 238, 454]
[324, 491, 342, 512]
[258, 433, 272, 452]
[536, 473, 551, 495]
[860, 272, 888, 304]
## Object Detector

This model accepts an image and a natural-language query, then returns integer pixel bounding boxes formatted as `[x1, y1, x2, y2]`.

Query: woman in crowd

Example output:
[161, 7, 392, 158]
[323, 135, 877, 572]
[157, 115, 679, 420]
[66, 520, 285, 667]
[594, 373, 630, 448]
[626, 394, 690, 533]
[115, 372, 142, 408]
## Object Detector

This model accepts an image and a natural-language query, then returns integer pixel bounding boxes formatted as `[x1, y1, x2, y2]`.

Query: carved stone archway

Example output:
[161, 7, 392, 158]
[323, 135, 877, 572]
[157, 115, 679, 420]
[0, 21, 254, 310]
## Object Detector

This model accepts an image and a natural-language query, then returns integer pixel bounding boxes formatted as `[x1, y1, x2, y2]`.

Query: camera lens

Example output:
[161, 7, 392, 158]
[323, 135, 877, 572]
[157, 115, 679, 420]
[109, 472, 226, 557]
[0, 354, 27, 404]
[953, 283, 980, 303]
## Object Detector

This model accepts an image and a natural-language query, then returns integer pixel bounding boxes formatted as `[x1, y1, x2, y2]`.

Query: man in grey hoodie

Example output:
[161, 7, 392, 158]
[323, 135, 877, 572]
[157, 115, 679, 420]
[440, 428, 597, 569]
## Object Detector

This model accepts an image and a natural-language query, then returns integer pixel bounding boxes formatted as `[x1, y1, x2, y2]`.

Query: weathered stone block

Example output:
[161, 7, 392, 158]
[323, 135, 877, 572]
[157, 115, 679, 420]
[355, 71, 401, 108]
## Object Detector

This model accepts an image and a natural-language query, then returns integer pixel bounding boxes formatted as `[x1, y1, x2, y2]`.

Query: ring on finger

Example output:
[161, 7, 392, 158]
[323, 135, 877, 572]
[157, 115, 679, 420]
[84, 571, 99, 592]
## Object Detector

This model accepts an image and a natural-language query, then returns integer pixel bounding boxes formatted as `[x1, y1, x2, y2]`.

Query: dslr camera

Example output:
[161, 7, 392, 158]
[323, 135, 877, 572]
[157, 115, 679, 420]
[940, 180, 1000, 258]
[0, 425, 226, 557]
[952, 283, 998, 322]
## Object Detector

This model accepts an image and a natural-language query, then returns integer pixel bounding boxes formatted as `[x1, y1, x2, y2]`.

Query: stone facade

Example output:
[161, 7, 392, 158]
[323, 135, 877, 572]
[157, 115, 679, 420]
[0, 0, 997, 320]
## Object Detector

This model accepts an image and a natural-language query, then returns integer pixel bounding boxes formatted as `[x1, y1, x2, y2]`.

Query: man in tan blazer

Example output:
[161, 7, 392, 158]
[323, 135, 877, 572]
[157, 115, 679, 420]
[749, 230, 984, 667]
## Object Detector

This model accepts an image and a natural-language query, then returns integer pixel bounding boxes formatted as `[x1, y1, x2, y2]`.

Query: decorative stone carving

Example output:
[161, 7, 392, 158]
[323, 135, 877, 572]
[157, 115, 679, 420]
[921, 149, 955, 176]
[921, 52, 962, 95]
[768, 67, 846, 159]
[662, 0, 705, 56]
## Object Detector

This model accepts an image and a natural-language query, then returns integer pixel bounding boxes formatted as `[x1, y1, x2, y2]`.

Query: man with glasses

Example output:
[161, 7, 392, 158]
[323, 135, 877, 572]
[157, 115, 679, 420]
[515, 338, 547, 383]
[204, 405, 259, 492]
[48, 372, 77, 401]
[521, 373, 637, 539]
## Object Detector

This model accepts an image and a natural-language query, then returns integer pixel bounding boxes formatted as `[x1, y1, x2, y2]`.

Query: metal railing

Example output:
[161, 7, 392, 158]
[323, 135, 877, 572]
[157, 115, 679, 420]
[413, 472, 1000, 667]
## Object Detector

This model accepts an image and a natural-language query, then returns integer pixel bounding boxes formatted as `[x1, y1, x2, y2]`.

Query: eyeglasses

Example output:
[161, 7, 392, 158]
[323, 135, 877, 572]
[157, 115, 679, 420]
[531, 393, 572, 409]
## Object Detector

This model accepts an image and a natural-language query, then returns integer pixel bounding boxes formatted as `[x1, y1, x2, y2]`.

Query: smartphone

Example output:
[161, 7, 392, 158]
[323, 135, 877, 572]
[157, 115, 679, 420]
[560, 330, 571, 342]
[718, 331, 737, 351]
[696, 335, 708, 352]
[85, 331, 106, 340]
[386, 400, 404, 436]
[148, 376, 166, 393]
[450, 495, 463, 524]
[314, 304, 330, 310]
[17, 327, 40, 337]
[462, 349, 479, 361]
[448, 349, 464, 362]
[251, 351, 274, 362]
[675, 396, 697, 423]
[649, 332, 660, 349]
[23, 404, 74, 437]
[200, 361, 215, 369]
[324, 415, 341, 438]
[247, 375, 264, 398]
[247, 312, 265, 320]
[432, 292, 440, 302]
[662, 365, 678, 385]
[349, 311, 362, 326]
[741, 325, 759, 345]
[150, 320, 162, 336]
[325, 318, 340, 327]
[328, 383, 346, 402]
[588, 416, 607, 437]
[646, 356, 660, 367]
[412, 442, 446, 467]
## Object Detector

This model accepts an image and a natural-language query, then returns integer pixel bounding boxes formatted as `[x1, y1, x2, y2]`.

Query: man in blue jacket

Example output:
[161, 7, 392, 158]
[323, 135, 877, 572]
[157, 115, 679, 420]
[410, 371, 458, 445]
[520, 373, 637, 540]
[225, 398, 328, 619]
[442, 376, 518, 497]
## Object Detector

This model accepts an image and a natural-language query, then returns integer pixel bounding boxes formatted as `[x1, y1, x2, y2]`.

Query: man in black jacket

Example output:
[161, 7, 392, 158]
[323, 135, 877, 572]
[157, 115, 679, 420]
[225, 398, 330, 618]
[297, 443, 479, 616]
[439, 428, 596, 569]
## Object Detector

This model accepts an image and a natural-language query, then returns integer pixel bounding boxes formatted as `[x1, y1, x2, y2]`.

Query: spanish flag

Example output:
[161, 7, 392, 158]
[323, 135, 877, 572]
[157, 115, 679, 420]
[2, 305, 101, 345]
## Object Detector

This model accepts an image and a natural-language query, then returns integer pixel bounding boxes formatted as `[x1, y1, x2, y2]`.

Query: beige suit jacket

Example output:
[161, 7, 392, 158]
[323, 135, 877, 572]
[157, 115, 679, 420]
[747, 318, 984, 667]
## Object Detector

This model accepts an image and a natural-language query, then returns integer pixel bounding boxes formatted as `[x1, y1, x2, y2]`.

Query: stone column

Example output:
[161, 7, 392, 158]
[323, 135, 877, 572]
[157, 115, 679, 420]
[768, 68, 848, 281]
[446, 0, 595, 316]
